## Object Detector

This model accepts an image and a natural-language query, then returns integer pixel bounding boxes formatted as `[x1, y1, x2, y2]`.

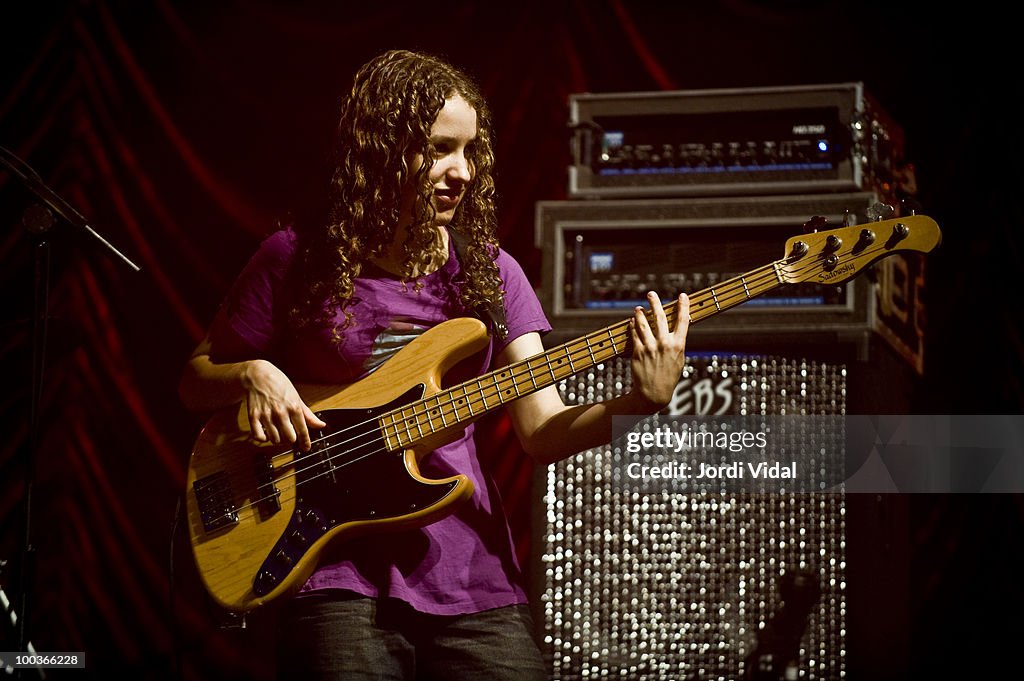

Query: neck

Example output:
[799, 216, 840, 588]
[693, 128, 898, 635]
[371, 226, 450, 277]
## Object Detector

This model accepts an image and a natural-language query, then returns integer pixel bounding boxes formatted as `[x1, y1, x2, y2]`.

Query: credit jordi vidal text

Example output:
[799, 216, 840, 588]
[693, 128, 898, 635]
[611, 415, 1024, 494]
[612, 415, 844, 493]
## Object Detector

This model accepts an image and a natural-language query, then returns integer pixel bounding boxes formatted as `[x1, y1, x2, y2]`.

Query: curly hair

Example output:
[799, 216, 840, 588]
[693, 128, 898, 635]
[289, 49, 504, 338]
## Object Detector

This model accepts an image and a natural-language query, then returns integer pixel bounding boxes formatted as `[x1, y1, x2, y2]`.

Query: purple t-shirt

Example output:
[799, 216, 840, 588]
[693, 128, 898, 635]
[208, 228, 551, 615]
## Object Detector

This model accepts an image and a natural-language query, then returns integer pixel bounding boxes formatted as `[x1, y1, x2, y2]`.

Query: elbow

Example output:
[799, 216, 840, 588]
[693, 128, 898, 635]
[177, 361, 204, 412]
[532, 451, 562, 467]
[509, 396, 580, 465]
[523, 443, 551, 466]
[519, 433, 566, 466]
[514, 404, 578, 466]
[177, 370, 195, 411]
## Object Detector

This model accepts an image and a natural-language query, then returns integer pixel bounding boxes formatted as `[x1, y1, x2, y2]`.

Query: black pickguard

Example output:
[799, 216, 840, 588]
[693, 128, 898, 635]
[252, 385, 462, 596]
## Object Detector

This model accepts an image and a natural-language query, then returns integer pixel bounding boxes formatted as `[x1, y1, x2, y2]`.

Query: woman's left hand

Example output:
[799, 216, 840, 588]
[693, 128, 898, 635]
[627, 291, 690, 412]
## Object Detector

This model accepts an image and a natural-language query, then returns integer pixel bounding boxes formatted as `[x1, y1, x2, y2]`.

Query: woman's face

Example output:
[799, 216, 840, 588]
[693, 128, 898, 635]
[399, 95, 477, 231]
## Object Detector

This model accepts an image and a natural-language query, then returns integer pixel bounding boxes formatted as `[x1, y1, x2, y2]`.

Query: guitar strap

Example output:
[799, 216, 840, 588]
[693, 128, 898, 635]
[447, 228, 509, 342]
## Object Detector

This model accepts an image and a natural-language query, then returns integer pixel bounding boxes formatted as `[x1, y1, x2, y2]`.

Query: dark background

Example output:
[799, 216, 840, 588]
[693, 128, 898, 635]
[1, 1, 1021, 679]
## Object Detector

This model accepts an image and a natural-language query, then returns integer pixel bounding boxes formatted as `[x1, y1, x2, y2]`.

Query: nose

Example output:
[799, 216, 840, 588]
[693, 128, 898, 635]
[446, 152, 472, 183]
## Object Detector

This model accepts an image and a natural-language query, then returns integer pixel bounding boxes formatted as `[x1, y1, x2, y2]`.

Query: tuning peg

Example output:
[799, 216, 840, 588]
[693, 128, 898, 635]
[802, 215, 828, 233]
[842, 210, 857, 227]
[867, 202, 894, 222]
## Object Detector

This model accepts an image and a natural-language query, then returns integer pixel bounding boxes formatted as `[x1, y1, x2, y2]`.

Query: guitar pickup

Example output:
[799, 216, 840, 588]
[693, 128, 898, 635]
[193, 471, 238, 532]
[311, 432, 338, 485]
[254, 456, 281, 520]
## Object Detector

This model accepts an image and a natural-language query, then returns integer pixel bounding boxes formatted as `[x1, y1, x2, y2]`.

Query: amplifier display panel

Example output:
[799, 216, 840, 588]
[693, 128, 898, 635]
[566, 223, 850, 313]
[592, 106, 843, 183]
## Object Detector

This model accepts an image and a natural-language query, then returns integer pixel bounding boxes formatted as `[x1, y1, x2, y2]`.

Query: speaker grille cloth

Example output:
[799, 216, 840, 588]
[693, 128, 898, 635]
[539, 355, 846, 680]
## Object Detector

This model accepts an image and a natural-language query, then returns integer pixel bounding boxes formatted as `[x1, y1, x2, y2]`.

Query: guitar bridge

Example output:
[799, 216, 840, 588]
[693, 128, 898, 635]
[193, 471, 238, 532]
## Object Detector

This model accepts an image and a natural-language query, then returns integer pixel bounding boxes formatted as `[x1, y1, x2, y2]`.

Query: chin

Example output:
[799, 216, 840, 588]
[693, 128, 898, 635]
[432, 209, 458, 226]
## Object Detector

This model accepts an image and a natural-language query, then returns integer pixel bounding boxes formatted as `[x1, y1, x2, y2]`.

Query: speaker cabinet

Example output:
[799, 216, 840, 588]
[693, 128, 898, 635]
[532, 330, 913, 680]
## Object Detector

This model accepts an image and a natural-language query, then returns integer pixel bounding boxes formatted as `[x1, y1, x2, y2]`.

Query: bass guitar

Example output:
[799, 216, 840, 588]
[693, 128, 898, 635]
[186, 214, 941, 613]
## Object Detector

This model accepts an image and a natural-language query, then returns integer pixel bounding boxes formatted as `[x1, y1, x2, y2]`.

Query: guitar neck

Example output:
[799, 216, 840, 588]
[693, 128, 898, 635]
[378, 259, 785, 449]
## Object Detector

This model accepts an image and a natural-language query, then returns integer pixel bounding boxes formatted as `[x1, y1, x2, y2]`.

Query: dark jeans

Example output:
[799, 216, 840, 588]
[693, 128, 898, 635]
[276, 591, 548, 680]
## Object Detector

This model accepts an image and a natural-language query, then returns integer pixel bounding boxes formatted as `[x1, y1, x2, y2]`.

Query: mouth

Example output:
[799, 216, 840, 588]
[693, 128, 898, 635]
[433, 186, 463, 210]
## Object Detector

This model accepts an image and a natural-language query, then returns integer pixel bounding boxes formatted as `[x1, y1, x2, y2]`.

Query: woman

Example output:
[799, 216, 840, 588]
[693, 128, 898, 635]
[179, 49, 689, 680]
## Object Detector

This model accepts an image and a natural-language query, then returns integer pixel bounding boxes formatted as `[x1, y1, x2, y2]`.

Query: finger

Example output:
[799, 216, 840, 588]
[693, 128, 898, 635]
[673, 293, 691, 337]
[304, 403, 327, 429]
[294, 423, 312, 451]
[295, 405, 325, 451]
[263, 418, 282, 445]
[249, 409, 268, 442]
[647, 291, 670, 337]
[277, 412, 299, 445]
[632, 305, 654, 347]
[290, 414, 311, 451]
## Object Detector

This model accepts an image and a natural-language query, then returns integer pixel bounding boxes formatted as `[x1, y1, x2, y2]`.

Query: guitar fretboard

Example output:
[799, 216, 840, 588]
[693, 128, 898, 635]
[378, 259, 787, 451]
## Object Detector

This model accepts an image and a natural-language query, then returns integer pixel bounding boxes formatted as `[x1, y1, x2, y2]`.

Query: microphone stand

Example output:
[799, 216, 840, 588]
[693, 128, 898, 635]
[0, 146, 141, 672]
[744, 569, 822, 680]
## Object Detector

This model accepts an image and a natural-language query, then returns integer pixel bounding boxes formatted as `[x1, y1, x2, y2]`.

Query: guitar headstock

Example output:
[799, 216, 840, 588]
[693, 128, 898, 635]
[779, 215, 942, 285]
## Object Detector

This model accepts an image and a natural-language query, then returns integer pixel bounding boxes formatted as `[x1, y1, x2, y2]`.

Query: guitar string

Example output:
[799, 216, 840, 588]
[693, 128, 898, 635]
[368, 221, 910, 445]
[273, 256, 782, 469]
[227, 260, 784, 496]
[205, 234, 904, 521]
[206, 239, 857, 519]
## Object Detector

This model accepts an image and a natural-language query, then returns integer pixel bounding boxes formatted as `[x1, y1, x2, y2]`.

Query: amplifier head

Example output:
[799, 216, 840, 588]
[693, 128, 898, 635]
[568, 82, 908, 201]
[534, 193, 928, 371]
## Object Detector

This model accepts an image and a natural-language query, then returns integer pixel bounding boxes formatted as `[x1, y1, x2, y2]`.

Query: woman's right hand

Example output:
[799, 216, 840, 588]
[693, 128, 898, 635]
[241, 359, 327, 451]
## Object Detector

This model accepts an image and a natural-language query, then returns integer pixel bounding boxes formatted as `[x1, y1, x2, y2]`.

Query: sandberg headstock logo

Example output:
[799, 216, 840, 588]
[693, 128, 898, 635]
[817, 262, 855, 282]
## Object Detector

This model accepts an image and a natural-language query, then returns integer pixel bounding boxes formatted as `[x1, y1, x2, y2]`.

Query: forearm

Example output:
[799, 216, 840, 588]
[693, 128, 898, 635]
[178, 353, 263, 412]
[500, 308, 687, 465]
[520, 390, 658, 465]
[179, 341, 325, 448]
